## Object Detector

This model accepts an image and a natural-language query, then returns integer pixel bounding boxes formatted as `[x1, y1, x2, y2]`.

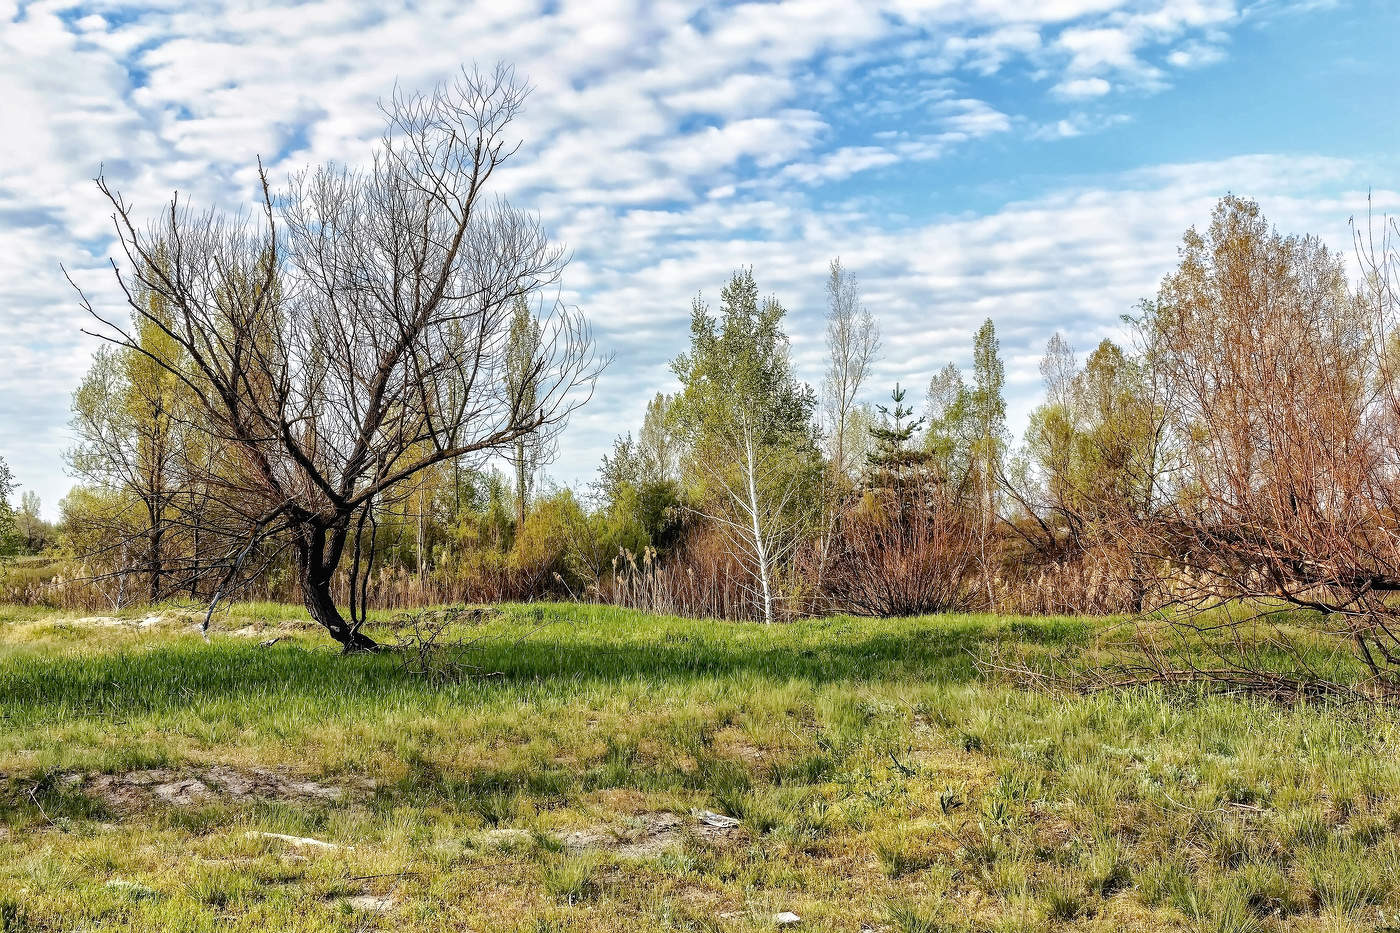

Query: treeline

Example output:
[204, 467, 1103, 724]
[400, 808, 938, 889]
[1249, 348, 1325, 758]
[22, 65, 1400, 683]
[0, 463, 54, 559]
[31, 192, 1399, 637]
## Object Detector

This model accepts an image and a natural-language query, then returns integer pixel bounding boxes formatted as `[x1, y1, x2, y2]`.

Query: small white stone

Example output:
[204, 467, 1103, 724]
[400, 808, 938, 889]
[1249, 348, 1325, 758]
[248, 831, 348, 850]
[774, 911, 801, 926]
[105, 879, 156, 898]
[348, 894, 396, 912]
[695, 809, 741, 829]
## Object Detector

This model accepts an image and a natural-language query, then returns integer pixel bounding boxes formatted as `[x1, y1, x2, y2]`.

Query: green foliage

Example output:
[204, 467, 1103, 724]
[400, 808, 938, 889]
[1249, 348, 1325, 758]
[670, 268, 817, 478]
[509, 488, 592, 590]
[595, 394, 685, 553]
[63, 267, 214, 599]
[0, 458, 15, 559]
[923, 363, 971, 486]
[505, 295, 547, 525]
[866, 383, 931, 486]
[969, 318, 1008, 507]
[920, 320, 1006, 505]
[1023, 338, 1160, 533]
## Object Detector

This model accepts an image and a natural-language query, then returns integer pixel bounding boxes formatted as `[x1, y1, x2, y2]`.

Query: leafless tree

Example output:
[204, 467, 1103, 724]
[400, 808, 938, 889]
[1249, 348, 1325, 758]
[821, 258, 880, 478]
[1132, 195, 1400, 692]
[69, 64, 603, 650]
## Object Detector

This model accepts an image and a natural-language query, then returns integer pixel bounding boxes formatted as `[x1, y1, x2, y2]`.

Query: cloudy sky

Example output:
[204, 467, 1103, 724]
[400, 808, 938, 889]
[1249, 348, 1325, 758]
[3, 0, 1398, 515]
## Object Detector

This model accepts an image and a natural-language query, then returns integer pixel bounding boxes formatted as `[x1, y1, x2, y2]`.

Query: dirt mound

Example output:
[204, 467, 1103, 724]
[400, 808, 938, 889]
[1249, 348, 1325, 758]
[73, 766, 373, 810]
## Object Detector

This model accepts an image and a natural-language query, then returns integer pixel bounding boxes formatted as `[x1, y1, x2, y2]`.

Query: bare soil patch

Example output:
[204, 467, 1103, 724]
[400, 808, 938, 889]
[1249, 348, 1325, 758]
[561, 809, 744, 857]
[69, 765, 374, 811]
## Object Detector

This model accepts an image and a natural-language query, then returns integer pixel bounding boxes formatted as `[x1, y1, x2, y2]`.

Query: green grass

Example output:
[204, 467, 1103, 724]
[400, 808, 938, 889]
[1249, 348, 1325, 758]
[1, 602, 1398, 931]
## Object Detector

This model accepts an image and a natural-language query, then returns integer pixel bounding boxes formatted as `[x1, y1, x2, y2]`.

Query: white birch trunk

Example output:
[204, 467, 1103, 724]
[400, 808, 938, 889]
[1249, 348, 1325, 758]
[742, 424, 775, 624]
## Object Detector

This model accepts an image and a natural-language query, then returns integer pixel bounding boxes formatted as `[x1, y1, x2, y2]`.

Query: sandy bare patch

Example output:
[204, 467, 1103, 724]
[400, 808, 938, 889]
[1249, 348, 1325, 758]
[714, 728, 769, 764]
[50, 613, 309, 638]
[226, 620, 307, 637]
[347, 894, 395, 912]
[68, 616, 138, 628]
[561, 809, 744, 858]
[72, 765, 374, 811]
[249, 831, 349, 851]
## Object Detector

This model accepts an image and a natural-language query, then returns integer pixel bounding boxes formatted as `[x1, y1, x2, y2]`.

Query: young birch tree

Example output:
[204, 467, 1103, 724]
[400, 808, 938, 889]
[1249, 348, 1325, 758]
[672, 269, 819, 623]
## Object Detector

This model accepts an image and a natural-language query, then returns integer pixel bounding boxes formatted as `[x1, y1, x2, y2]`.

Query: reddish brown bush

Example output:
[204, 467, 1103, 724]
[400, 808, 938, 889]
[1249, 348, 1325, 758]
[821, 481, 977, 617]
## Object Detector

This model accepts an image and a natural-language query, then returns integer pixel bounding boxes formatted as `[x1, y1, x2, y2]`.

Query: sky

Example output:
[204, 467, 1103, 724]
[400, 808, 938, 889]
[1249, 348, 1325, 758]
[3, 0, 1399, 517]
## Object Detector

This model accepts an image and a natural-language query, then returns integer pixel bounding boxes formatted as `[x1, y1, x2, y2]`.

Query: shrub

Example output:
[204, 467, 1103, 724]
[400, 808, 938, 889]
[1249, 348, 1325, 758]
[822, 480, 976, 616]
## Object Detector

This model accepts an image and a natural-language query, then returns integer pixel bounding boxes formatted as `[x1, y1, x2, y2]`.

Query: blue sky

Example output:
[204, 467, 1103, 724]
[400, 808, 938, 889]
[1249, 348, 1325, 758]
[2, 0, 1398, 517]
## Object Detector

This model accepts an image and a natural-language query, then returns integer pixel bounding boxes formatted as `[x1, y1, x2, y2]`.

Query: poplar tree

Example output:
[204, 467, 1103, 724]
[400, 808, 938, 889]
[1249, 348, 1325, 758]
[969, 318, 1007, 604]
[504, 295, 546, 527]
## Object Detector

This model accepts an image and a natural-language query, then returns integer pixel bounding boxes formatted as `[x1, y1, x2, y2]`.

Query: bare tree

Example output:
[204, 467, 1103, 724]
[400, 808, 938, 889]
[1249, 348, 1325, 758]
[821, 258, 880, 478]
[70, 65, 603, 650]
[1133, 195, 1400, 691]
[1038, 332, 1076, 411]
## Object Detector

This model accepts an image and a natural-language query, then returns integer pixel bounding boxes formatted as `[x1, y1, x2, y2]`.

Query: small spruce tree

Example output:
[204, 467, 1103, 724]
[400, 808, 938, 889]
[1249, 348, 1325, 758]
[866, 383, 931, 489]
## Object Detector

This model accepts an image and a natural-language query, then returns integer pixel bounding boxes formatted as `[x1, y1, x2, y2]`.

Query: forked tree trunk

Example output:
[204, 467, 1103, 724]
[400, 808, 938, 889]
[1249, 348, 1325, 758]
[296, 522, 380, 653]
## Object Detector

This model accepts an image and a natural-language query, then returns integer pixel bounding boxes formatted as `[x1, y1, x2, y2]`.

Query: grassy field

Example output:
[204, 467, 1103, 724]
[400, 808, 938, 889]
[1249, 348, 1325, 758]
[1, 603, 1398, 932]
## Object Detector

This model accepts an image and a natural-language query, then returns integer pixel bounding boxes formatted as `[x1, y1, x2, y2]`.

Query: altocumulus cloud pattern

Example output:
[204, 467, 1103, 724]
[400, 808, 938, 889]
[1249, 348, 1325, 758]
[1, 0, 1397, 510]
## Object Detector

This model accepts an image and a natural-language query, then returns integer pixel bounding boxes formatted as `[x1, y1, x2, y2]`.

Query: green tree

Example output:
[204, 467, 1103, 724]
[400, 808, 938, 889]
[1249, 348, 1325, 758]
[1016, 335, 1167, 608]
[923, 363, 972, 490]
[504, 294, 548, 528]
[595, 427, 682, 553]
[0, 458, 15, 558]
[67, 272, 195, 600]
[671, 268, 820, 622]
[968, 319, 1007, 604]
[16, 491, 46, 553]
[636, 392, 681, 483]
[866, 383, 929, 487]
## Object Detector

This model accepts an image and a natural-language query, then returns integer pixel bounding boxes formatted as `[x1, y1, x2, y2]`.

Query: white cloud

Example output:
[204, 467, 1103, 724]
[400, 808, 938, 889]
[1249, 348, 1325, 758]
[1052, 76, 1113, 98]
[0, 0, 1363, 512]
[1167, 40, 1229, 68]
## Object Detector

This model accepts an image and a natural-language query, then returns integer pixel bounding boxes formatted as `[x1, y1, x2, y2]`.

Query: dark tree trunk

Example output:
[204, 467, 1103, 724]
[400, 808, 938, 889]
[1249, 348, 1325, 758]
[146, 500, 163, 604]
[296, 521, 381, 653]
